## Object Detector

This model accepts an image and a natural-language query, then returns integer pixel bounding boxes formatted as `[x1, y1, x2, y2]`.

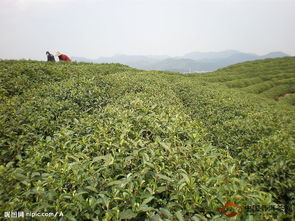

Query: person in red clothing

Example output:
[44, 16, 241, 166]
[55, 51, 71, 62]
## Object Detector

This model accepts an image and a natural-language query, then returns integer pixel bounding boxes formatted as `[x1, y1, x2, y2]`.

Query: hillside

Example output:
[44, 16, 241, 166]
[195, 57, 295, 106]
[0, 58, 294, 220]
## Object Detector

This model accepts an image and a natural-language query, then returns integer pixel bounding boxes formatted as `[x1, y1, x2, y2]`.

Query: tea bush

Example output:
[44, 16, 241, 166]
[0, 59, 294, 220]
[196, 57, 295, 105]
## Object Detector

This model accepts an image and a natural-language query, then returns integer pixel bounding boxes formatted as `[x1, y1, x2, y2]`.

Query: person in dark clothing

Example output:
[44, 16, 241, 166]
[55, 51, 71, 62]
[46, 51, 55, 62]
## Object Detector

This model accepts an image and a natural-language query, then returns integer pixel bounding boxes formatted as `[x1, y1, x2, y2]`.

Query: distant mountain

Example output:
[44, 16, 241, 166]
[72, 50, 289, 73]
[143, 58, 221, 72]
[183, 50, 241, 60]
[72, 55, 164, 69]
[260, 51, 289, 59]
[72, 57, 94, 63]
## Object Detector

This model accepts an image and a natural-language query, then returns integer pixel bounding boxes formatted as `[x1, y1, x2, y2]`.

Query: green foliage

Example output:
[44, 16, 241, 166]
[0, 58, 294, 220]
[195, 57, 295, 105]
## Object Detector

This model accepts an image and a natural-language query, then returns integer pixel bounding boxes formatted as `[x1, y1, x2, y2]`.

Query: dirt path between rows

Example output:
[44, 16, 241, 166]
[277, 93, 293, 100]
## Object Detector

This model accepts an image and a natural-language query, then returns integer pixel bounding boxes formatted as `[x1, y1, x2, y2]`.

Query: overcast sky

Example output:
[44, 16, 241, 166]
[0, 0, 294, 60]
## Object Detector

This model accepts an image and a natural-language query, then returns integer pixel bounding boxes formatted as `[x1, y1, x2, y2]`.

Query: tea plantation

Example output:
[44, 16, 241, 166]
[0, 58, 294, 220]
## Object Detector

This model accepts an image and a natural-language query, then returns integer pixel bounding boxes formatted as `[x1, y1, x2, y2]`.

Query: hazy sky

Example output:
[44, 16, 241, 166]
[0, 0, 294, 60]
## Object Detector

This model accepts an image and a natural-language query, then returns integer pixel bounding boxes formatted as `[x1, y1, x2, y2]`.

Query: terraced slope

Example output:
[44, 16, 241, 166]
[0, 59, 294, 220]
[195, 57, 295, 105]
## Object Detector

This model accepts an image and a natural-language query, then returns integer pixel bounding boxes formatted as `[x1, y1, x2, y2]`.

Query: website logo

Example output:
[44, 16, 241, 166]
[218, 202, 242, 217]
